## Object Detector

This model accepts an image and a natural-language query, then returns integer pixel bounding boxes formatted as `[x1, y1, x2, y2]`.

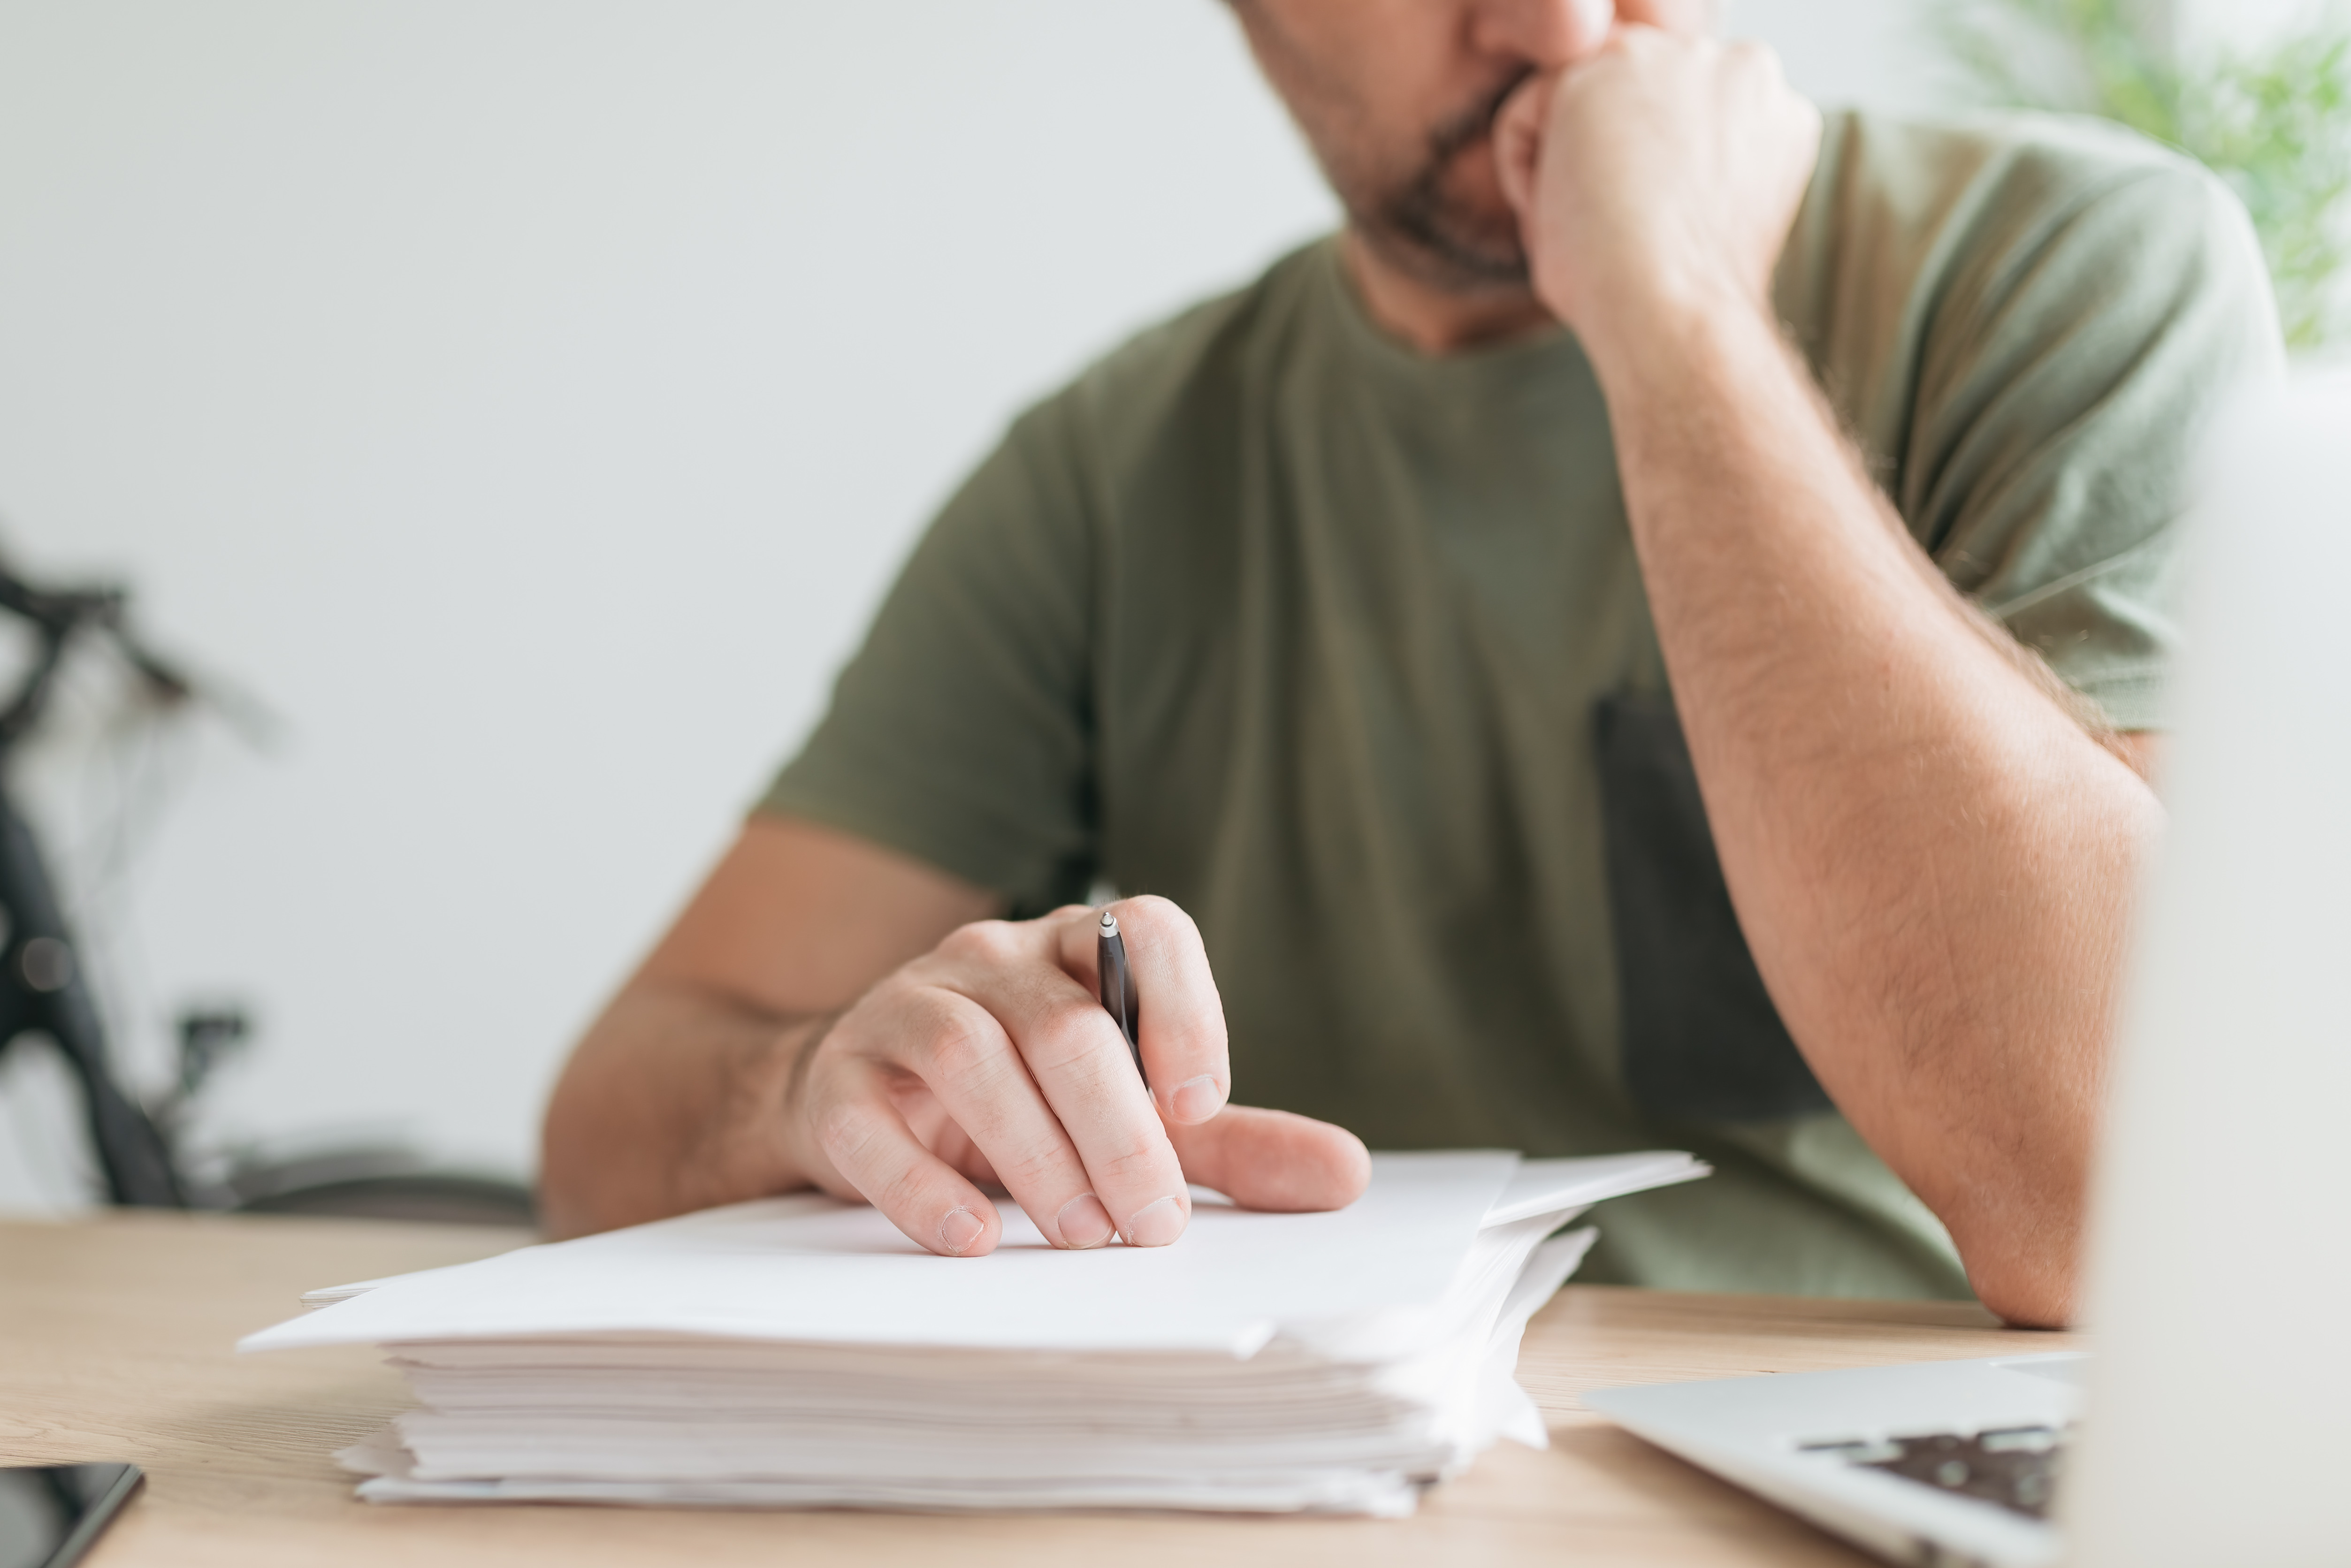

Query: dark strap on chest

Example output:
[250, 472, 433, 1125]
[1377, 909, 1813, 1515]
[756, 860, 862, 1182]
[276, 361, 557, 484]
[1594, 693, 1832, 1123]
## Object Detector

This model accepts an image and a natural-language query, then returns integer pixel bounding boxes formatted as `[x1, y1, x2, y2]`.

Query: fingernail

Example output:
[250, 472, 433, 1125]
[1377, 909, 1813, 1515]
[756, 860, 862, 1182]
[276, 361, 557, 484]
[938, 1206, 985, 1255]
[1122, 1195, 1188, 1248]
[1167, 1074, 1225, 1125]
[1055, 1192, 1114, 1250]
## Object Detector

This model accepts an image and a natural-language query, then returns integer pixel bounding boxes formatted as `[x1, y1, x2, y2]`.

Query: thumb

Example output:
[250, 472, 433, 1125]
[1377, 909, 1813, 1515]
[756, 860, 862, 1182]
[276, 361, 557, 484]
[1166, 1104, 1371, 1212]
[1492, 74, 1553, 218]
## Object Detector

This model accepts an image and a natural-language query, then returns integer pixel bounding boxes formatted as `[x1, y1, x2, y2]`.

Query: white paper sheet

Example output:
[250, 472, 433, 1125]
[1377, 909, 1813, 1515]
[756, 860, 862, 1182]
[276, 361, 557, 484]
[249, 1150, 1691, 1357]
[239, 1149, 1703, 1519]
[254, 1149, 1702, 1358]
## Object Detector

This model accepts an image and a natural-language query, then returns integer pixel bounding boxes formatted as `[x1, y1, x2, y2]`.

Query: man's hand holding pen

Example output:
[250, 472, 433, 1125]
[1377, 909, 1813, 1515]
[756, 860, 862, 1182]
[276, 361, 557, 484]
[775, 896, 1371, 1259]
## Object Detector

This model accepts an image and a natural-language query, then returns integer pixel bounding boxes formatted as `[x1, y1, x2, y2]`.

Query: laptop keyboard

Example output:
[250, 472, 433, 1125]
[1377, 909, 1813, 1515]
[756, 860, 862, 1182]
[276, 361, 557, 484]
[1799, 1425, 2069, 1520]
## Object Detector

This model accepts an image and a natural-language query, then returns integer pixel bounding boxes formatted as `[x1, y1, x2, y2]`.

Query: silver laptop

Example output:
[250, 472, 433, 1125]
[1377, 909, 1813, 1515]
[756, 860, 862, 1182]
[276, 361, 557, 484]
[1584, 370, 2351, 1568]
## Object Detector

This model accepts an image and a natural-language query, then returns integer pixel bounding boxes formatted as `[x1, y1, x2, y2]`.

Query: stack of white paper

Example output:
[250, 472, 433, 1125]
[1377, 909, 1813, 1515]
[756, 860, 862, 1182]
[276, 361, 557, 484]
[242, 1149, 1706, 1517]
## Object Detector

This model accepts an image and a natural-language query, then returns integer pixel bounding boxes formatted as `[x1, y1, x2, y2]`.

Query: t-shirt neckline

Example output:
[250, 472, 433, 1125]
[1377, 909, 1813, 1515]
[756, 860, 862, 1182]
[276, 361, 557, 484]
[1312, 235, 1586, 388]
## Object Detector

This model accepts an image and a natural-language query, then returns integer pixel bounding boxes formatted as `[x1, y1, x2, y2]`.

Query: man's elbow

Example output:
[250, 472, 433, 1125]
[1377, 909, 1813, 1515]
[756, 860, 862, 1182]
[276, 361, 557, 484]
[1955, 1221, 2084, 1330]
[1931, 1102, 2102, 1328]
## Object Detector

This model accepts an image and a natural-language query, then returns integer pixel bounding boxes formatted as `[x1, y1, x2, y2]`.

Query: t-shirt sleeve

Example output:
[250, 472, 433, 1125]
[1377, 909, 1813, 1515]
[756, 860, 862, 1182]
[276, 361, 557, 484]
[1896, 152, 2284, 731]
[758, 393, 1099, 916]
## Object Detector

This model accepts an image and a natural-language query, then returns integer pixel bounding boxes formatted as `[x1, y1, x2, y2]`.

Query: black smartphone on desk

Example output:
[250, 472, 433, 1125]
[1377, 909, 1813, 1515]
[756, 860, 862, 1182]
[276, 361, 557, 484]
[0, 1464, 143, 1568]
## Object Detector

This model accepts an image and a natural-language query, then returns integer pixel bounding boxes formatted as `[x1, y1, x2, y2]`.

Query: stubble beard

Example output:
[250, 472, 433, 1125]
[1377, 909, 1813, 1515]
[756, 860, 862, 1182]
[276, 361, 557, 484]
[1352, 70, 1535, 295]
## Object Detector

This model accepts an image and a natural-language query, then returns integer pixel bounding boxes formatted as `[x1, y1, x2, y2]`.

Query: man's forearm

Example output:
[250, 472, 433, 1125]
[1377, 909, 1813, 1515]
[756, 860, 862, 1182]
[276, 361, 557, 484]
[1588, 295, 2162, 1325]
[539, 982, 822, 1239]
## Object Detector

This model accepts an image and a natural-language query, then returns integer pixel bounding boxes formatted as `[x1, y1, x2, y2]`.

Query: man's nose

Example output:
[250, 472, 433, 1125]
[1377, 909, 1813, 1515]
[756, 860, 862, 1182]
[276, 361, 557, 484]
[1465, 0, 1616, 70]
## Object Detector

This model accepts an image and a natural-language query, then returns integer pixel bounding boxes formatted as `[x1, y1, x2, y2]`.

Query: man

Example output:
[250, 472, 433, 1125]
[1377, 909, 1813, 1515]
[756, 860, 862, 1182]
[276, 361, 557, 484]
[541, 0, 2279, 1327]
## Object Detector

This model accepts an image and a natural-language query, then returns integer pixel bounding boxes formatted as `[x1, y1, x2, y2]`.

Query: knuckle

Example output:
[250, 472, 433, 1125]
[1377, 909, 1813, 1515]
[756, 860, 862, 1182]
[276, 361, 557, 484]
[918, 1009, 1003, 1085]
[1090, 1138, 1172, 1192]
[873, 1160, 940, 1217]
[937, 918, 1021, 967]
[856, 968, 926, 1019]
[1119, 893, 1198, 942]
[814, 1094, 882, 1165]
[993, 1144, 1075, 1197]
[836, 982, 923, 1054]
[1015, 997, 1120, 1077]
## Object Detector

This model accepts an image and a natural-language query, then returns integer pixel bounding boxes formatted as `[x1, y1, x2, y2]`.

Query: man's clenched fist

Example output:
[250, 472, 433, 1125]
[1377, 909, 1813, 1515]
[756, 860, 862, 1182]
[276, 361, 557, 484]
[1495, 24, 1822, 363]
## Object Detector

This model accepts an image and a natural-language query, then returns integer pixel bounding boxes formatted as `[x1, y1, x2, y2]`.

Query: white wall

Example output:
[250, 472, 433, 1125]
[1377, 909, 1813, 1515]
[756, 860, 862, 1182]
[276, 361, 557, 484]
[0, 0, 1941, 1209]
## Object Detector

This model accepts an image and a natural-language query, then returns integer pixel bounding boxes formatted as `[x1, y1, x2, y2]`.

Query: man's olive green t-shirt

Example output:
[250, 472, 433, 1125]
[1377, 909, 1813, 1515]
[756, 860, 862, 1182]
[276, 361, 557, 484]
[763, 111, 2280, 1299]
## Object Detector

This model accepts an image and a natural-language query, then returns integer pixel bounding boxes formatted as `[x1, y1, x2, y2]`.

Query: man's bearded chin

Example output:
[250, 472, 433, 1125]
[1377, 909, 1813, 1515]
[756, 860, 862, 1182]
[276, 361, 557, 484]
[1353, 80, 1534, 293]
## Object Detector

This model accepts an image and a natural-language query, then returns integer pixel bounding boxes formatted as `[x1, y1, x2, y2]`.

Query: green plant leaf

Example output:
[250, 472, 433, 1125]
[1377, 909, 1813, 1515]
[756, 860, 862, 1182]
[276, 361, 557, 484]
[1931, 0, 2351, 346]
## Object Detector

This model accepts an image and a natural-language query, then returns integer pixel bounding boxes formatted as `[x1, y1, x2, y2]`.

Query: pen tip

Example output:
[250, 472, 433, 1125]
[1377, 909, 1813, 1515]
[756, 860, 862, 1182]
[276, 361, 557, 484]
[1099, 909, 1117, 938]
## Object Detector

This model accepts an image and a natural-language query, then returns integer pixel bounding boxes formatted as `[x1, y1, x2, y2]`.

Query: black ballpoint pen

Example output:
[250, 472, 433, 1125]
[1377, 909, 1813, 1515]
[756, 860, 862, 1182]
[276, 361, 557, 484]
[1096, 909, 1145, 1087]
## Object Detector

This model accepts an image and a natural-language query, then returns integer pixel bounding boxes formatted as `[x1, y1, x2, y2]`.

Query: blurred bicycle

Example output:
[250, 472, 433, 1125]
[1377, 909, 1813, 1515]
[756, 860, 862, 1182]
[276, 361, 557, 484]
[0, 556, 533, 1227]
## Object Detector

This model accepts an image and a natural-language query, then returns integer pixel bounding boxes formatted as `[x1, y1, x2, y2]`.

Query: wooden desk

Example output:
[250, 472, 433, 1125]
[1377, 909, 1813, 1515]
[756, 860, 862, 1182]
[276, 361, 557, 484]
[1, 1211, 2079, 1567]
